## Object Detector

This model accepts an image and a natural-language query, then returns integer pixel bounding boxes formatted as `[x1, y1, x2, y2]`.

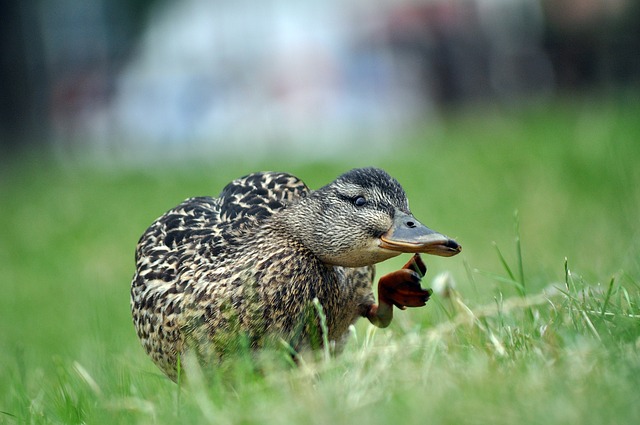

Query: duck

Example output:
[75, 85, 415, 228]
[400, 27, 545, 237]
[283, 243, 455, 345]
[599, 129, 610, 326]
[131, 167, 461, 380]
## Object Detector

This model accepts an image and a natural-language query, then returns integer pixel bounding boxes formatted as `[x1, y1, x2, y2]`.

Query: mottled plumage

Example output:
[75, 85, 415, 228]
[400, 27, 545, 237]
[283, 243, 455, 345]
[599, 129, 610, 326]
[131, 168, 460, 380]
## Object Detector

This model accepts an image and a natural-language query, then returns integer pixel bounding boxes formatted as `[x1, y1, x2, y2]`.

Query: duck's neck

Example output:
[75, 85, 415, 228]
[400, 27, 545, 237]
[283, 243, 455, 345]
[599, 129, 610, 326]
[253, 218, 346, 330]
[258, 210, 332, 282]
[267, 199, 318, 249]
[268, 196, 347, 266]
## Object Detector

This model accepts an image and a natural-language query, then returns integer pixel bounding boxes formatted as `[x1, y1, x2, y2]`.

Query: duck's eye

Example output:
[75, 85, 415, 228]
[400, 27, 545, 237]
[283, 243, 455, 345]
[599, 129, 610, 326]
[354, 196, 367, 207]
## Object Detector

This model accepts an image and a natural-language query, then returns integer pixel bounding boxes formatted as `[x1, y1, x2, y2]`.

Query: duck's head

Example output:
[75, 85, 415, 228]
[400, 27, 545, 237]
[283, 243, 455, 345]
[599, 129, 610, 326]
[280, 167, 461, 267]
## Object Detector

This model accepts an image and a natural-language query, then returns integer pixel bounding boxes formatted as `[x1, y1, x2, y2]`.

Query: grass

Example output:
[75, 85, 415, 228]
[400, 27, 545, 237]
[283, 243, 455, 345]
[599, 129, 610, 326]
[1, 94, 639, 424]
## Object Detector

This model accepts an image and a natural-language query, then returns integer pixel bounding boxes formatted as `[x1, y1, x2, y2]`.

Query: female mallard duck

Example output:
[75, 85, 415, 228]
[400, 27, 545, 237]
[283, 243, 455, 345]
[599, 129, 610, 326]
[131, 167, 460, 380]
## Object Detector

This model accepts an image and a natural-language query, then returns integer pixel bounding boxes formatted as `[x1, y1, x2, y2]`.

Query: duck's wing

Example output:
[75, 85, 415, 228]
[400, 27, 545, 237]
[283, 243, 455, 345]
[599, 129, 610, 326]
[133, 172, 308, 295]
[218, 171, 310, 233]
[135, 172, 309, 258]
[134, 195, 221, 263]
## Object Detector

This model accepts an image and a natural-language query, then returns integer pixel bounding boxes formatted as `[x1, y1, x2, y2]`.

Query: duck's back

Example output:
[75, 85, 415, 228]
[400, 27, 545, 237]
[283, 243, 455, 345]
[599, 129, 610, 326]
[135, 172, 309, 258]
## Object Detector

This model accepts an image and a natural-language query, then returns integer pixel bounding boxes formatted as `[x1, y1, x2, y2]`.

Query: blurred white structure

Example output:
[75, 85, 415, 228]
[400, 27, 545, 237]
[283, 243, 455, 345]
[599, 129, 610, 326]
[14, 0, 635, 159]
[108, 0, 425, 159]
[90, 0, 557, 159]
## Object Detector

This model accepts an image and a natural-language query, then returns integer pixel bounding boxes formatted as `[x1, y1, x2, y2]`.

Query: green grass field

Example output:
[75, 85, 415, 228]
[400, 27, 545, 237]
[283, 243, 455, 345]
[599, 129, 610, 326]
[1, 96, 639, 424]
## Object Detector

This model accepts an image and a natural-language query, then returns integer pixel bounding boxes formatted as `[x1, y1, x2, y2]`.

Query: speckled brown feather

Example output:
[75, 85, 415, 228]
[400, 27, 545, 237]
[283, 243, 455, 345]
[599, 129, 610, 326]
[131, 172, 376, 380]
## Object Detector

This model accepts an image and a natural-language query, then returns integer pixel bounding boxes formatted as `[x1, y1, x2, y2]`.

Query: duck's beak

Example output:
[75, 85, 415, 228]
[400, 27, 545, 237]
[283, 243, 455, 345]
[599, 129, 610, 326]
[379, 211, 461, 257]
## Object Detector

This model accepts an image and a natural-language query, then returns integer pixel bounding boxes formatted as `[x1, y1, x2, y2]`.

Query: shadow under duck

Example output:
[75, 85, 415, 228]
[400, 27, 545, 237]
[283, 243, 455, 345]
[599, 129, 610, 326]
[131, 167, 461, 380]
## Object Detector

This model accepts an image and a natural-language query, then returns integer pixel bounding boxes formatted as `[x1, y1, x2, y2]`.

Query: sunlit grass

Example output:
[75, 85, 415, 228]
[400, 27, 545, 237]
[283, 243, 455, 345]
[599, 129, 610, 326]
[1, 95, 639, 424]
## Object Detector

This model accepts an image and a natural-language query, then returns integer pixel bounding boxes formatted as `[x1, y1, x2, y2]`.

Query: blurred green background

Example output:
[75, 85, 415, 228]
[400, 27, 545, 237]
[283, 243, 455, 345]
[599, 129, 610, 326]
[2, 96, 638, 374]
[1, 1, 639, 423]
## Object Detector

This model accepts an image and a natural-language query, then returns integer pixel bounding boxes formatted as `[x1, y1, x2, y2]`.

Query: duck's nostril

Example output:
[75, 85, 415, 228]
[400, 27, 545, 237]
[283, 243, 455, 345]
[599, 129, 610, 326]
[406, 221, 416, 228]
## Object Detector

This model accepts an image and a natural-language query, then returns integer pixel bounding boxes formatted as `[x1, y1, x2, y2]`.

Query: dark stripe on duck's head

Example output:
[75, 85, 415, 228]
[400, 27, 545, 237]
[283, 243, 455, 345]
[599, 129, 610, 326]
[329, 167, 408, 211]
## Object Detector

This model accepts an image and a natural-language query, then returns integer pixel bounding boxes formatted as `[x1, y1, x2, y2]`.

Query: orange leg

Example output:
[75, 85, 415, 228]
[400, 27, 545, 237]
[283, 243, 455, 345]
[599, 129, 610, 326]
[367, 254, 432, 328]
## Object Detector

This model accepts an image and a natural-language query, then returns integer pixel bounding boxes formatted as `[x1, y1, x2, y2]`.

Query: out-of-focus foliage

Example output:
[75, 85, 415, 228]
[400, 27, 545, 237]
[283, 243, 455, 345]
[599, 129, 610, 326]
[0, 96, 639, 424]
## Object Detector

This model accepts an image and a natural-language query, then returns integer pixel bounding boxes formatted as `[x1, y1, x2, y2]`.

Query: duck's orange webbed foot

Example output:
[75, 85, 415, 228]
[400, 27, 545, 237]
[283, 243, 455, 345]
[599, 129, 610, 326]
[367, 254, 432, 328]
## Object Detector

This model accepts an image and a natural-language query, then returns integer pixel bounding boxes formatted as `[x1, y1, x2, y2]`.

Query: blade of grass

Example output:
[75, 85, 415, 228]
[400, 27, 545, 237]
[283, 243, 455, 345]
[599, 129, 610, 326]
[600, 275, 616, 319]
[0, 411, 17, 420]
[564, 257, 577, 293]
[475, 269, 525, 292]
[513, 211, 534, 322]
[176, 353, 182, 417]
[312, 298, 331, 363]
[431, 296, 455, 320]
[514, 210, 526, 296]
[581, 310, 602, 341]
[464, 258, 480, 300]
[493, 242, 516, 283]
